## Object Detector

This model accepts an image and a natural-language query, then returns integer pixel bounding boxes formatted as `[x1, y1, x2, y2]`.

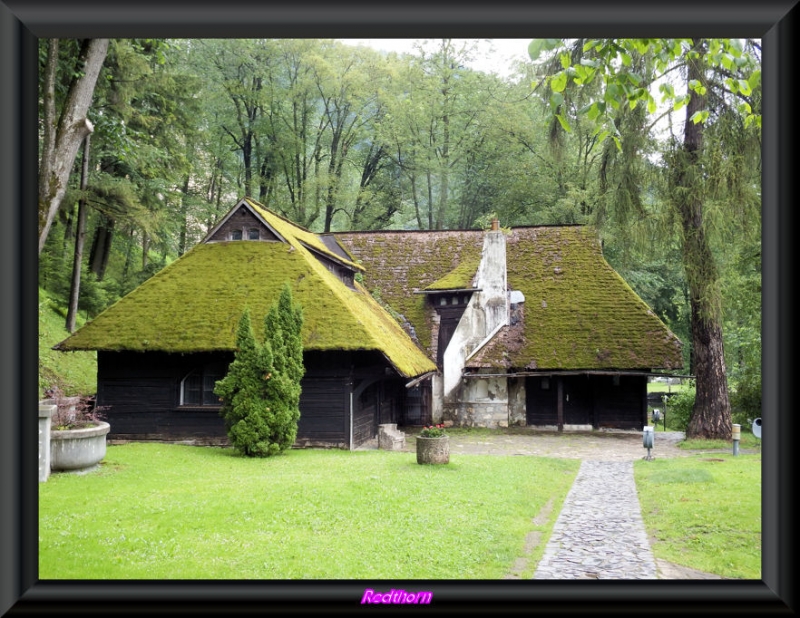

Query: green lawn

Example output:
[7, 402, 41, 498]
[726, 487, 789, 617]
[634, 453, 761, 579]
[39, 444, 578, 579]
[647, 380, 689, 394]
[40, 440, 761, 580]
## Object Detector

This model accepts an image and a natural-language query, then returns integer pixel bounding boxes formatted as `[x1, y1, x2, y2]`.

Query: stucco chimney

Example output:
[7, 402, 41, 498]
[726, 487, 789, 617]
[442, 221, 509, 398]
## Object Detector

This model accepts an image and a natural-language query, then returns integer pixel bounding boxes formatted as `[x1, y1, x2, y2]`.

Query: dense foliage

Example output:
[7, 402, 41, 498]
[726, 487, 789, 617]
[39, 38, 760, 426]
[214, 285, 304, 457]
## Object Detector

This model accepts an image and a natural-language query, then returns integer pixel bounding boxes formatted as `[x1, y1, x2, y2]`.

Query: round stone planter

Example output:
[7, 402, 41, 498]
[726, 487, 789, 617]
[416, 436, 450, 465]
[50, 421, 110, 473]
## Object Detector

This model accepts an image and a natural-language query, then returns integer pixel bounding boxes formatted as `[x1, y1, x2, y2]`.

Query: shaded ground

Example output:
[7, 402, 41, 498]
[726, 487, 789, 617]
[382, 427, 690, 460]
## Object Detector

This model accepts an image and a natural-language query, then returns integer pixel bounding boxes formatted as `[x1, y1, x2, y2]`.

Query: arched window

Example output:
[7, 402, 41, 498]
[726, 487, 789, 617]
[230, 229, 243, 241]
[180, 364, 227, 406]
[248, 228, 260, 240]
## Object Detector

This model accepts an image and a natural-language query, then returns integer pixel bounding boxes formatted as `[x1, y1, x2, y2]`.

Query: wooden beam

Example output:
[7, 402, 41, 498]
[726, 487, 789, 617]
[557, 377, 564, 433]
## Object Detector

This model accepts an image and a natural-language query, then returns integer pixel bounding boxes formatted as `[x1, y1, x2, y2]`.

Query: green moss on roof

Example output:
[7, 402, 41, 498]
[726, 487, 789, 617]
[424, 256, 481, 291]
[338, 226, 683, 371]
[245, 198, 364, 272]
[335, 231, 484, 354]
[57, 207, 435, 378]
[469, 227, 683, 370]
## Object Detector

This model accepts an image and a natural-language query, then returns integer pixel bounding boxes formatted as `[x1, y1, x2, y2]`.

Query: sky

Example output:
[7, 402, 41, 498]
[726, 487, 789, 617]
[337, 39, 532, 78]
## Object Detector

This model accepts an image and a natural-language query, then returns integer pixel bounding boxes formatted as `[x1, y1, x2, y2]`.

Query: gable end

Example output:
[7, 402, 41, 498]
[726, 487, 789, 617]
[204, 200, 284, 244]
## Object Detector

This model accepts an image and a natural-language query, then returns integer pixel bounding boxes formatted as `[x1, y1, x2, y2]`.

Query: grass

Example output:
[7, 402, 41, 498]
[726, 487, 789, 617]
[38, 287, 97, 397]
[647, 380, 689, 394]
[39, 444, 579, 579]
[634, 452, 761, 579]
[680, 431, 761, 451]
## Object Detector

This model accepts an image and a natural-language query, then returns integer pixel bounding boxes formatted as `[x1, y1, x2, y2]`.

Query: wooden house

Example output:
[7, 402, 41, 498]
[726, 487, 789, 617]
[336, 222, 684, 431]
[57, 198, 683, 446]
[56, 198, 436, 449]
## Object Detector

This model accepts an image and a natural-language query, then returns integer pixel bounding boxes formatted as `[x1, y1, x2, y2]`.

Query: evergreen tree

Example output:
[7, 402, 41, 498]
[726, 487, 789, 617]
[215, 285, 304, 457]
[262, 283, 305, 450]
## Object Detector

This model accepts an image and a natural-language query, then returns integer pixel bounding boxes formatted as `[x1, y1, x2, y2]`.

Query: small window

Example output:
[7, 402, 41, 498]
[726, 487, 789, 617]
[181, 364, 227, 406]
[230, 229, 243, 240]
[541, 378, 550, 390]
[613, 375, 621, 386]
[248, 228, 260, 240]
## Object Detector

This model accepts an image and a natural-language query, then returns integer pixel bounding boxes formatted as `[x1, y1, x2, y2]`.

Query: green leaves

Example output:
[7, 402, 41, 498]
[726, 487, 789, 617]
[549, 71, 568, 93]
[528, 38, 562, 61]
[216, 287, 304, 457]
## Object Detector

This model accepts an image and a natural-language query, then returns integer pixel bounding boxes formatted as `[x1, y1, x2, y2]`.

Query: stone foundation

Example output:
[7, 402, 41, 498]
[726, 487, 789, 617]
[442, 402, 510, 428]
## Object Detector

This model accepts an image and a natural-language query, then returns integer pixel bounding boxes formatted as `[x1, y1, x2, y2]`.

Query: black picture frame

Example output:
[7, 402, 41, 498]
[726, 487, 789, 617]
[2, 1, 795, 614]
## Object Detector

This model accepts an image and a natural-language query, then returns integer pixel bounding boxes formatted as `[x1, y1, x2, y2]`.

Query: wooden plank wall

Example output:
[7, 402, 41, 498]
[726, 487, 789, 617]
[97, 349, 406, 447]
[591, 375, 647, 429]
[525, 374, 646, 429]
[296, 377, 348, 447]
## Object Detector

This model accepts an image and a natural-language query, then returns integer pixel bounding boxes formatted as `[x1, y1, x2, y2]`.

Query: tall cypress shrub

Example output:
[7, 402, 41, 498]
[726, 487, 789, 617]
[215, 285, 304, 456]
[262, 283, 305, 452]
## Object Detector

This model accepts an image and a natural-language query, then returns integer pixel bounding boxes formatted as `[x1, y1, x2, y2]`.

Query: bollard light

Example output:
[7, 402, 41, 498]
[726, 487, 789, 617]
[732, 423, 741, 456]
[643, 426, 654, 460]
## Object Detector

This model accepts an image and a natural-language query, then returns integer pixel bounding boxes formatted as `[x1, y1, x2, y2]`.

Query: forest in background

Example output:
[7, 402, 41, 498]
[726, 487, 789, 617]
[38, 38, 761, 431]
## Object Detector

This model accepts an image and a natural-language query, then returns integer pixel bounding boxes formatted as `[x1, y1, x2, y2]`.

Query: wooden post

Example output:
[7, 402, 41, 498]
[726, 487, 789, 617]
[557, 377, 564, 432]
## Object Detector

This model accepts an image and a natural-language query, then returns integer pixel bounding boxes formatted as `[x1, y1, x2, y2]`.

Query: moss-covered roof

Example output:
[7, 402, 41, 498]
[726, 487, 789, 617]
[334, 230, 485, 354]
[424, 256, 481, 291]
[337, 226, 683, 371]
[244, 198, 364, 272]
[56, 199, 435, 379]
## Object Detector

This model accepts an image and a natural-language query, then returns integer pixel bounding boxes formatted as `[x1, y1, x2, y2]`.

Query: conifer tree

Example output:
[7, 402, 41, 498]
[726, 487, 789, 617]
[215, 288, 303, 456]
[262, 283, 305, 452]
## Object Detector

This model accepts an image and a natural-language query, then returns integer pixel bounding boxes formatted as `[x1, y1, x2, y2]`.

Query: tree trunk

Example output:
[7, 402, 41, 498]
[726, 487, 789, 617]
[89, 216, 114, 281]
[66, 134, 91, 333]
[178, 175, 190, 256]
[678, 40, 732, 440]
[38, 38, 109, 255]
[142, 233, 150, 270]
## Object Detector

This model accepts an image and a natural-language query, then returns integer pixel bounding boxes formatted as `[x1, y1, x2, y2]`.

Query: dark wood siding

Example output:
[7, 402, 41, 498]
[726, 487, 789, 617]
[296, 377, 348, 448]
[591, 375, 647, 429]
[526, 376, 558, 425]
[564, 376, 593, 425]
[97, 349, 406, 448]
[309, 251, 356, 289]
[525, 374, 646, 429]
[97, 350, 232, 442]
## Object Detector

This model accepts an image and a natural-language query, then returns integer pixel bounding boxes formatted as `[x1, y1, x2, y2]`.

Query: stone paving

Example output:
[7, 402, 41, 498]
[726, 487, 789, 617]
[532, 460, 657, 579]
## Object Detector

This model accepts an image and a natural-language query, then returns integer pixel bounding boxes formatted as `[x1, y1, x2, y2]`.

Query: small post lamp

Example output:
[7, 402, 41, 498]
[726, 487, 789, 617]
[643, 426, 655, 461]
[732, 423, 741, 456]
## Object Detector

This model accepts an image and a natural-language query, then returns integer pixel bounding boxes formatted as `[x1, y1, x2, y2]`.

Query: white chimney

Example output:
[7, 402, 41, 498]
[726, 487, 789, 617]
[442, 223, 509, 398]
